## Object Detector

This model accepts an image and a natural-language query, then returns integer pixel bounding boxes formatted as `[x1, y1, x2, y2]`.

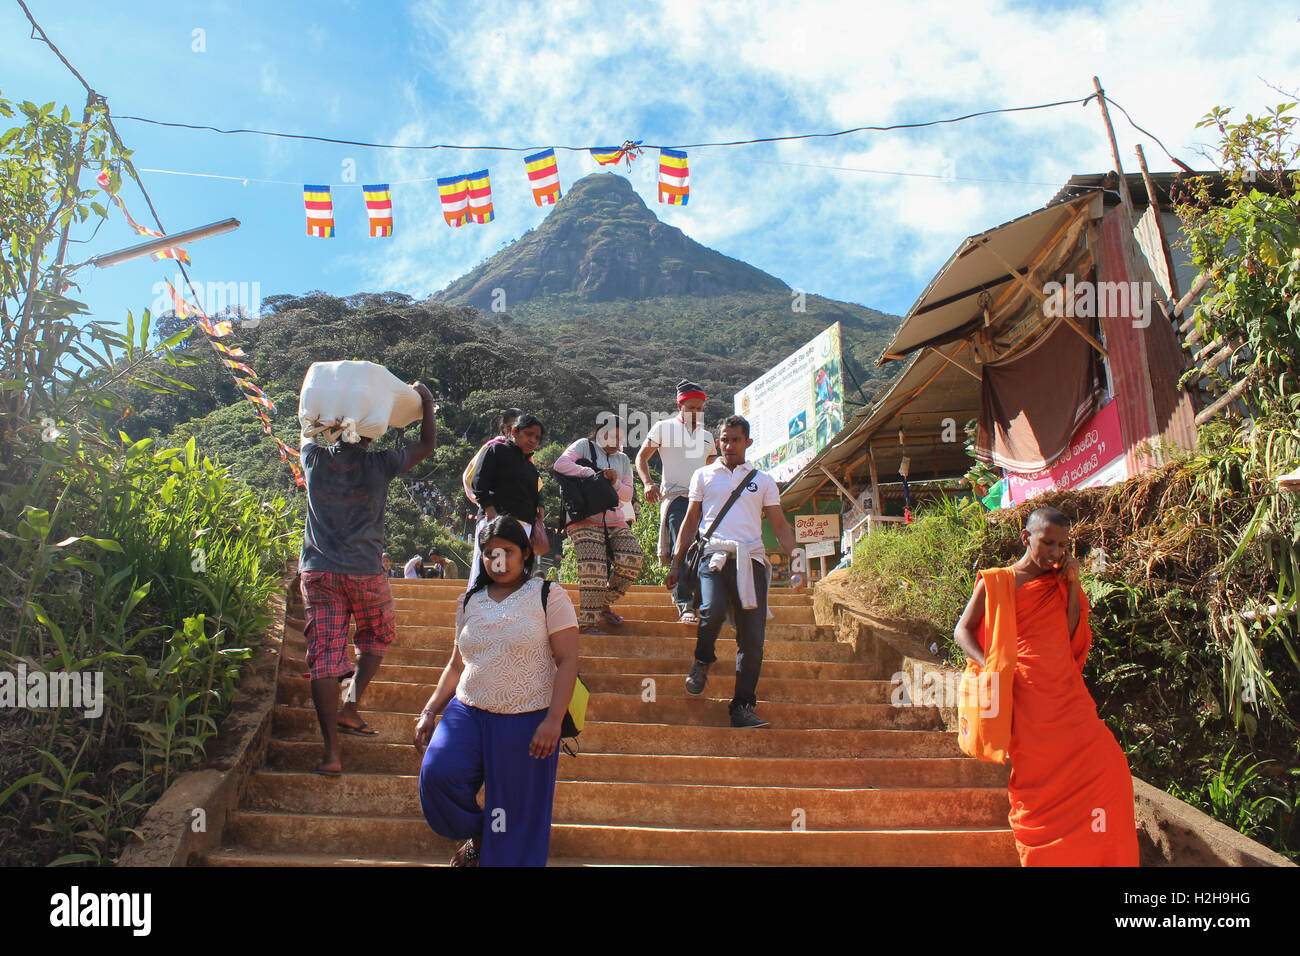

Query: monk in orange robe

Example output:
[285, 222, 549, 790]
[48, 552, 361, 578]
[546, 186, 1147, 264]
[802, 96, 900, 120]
[954, 506, 1139, 866]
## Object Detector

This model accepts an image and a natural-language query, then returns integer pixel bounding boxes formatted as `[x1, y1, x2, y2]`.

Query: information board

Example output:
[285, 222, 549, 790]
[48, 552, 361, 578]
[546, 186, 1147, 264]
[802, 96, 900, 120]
[734, 323, 845, 483]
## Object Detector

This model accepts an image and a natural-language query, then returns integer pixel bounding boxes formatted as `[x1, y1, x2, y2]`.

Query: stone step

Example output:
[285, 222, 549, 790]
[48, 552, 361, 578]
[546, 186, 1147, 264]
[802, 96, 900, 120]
[386, 582, 806, 596]
[270, 706, 961, 758]
[280, 648, 876, 681]
[273, 676, 939, 730]
[273, 662, 895, 704]
[285, 619, 835, 644]
[382, 605, 816, 626]
[266, 741, 1008, 788]
[226, 811, 1018, 865]
[199, 849, 754, 867]
[245, 772, 1010, 829]
[283, 629, 851, 660]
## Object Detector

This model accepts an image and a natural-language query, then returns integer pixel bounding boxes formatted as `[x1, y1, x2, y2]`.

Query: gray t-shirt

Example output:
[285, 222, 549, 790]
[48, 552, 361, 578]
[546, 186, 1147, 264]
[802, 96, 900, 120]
[300, 443, 410, 574]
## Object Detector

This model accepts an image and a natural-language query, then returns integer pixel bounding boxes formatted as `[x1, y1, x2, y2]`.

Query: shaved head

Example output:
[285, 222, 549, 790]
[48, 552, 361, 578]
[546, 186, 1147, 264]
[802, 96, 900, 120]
[1026, 506, 1070, 534]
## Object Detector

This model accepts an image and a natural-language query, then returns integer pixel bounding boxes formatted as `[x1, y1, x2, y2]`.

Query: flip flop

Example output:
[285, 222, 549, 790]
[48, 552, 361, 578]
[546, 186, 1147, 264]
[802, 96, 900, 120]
[599, 608, 624, 626]
[337, 721, 380, 737]
[313, 763, 342, 776]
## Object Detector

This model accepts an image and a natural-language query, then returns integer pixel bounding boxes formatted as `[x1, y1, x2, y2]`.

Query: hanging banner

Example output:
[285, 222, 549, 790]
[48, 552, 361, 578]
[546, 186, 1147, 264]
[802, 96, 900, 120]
[1005, 398, 1127, 504]
[437, 174, 470, 227]
[525, 148, 562, 205]
[303, 185, 335, 237]
[363, 183, 393, 237]
[733, 323, 845, 483]
[465, 169, 494, 224]
[658, 148, 689, 205]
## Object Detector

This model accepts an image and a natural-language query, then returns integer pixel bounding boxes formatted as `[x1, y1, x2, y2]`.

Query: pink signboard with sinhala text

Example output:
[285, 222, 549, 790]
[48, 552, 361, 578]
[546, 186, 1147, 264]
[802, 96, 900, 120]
[1006, 398, 1127, 505]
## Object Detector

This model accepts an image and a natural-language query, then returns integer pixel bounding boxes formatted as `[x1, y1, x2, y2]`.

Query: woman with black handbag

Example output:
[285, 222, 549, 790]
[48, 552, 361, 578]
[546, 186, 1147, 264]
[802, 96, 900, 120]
[554, 419, 644, 634]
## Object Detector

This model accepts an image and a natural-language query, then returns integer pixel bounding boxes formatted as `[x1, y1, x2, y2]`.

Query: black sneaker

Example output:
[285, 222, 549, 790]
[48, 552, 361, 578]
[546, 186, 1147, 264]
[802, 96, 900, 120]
[730, 704, 770, 729]
[685, 660, 710, 696]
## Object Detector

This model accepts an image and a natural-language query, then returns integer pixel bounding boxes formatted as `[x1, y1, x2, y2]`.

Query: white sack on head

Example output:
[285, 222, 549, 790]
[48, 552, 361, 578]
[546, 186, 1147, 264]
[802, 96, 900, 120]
[299, 360, 421, 445]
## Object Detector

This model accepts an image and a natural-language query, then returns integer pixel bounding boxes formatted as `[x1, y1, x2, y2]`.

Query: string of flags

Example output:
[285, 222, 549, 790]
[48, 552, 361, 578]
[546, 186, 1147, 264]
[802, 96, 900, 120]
[301, 144, 687, 237]
[97, 169, 192, 263]
[101, 164, 304, 489]
[161, 275, 298, 489]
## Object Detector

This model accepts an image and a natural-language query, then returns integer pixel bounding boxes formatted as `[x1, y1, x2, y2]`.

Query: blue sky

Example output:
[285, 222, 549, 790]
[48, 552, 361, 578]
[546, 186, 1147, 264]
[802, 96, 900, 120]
[3, 0, 1297, 330]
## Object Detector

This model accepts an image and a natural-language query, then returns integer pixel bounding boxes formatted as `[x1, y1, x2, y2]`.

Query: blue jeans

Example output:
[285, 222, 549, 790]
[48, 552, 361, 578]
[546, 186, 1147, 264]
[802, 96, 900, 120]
[693, 557, 768, 710]
[664, 495, 696, 614]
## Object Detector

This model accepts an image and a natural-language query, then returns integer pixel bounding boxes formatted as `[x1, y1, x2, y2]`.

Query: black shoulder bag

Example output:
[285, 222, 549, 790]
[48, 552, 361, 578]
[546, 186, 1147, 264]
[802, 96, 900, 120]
[680, 469, 756, 604]
[553, 439, 620, 526]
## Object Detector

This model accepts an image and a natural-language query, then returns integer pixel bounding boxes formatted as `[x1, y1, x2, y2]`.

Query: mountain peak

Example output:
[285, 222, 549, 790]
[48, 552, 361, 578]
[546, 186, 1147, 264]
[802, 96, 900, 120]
[435, 172, 788, 308]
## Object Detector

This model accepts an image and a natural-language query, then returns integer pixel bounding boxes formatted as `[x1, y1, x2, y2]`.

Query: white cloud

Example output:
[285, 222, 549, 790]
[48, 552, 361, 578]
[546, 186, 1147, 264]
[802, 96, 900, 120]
[361, 0, 1300, 313]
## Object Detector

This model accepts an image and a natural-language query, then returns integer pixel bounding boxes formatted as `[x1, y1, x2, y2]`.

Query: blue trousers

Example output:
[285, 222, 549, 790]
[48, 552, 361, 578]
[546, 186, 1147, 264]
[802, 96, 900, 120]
[664, 496, 697, 614]
[418, 697, 559, 866]
[693, 557, 769, 710]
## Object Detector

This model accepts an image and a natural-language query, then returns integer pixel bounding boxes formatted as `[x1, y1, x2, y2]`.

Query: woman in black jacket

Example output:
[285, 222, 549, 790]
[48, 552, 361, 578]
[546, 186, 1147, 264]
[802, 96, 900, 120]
[469, 413, 546, 589]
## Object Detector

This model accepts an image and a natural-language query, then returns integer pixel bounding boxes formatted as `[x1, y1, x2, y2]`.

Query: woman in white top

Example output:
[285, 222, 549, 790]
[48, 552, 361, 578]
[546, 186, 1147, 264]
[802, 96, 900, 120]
[414, 515, 579, 866]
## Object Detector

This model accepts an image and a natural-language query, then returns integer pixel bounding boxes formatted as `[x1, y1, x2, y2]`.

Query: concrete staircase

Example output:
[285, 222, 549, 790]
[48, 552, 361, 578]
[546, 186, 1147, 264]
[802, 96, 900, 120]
[202, 579, 1018, 866]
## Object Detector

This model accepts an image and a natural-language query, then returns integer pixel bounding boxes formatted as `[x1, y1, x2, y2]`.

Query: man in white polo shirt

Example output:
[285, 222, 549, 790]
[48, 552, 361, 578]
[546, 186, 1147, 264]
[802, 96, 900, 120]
[665, 414, 800, 728]
[636, 379, 717, 624]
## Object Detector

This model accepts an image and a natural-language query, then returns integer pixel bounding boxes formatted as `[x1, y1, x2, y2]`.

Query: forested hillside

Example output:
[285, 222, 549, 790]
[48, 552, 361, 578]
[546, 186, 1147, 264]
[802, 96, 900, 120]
[116, 173, 905, 567]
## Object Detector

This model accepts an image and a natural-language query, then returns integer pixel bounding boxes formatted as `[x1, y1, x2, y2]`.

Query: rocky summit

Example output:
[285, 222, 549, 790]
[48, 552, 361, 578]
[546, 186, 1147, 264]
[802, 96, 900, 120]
[436, 173, 789, 309]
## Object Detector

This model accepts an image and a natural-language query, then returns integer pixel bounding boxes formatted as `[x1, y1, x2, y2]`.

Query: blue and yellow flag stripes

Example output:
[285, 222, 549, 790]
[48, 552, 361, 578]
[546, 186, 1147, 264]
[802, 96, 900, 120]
[303, 185, 334, 237]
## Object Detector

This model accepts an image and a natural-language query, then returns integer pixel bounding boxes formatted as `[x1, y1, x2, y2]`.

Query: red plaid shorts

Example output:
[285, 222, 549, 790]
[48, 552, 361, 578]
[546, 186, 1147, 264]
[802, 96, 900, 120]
[299, 571, 396, 679]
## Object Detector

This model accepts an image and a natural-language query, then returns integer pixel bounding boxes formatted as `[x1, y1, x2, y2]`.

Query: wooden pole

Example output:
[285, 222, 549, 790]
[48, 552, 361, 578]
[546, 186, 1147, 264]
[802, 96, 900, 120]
[928, 343, 981, 381]
[1092, 76, 1137, 222]
[868, 449, 881, 517]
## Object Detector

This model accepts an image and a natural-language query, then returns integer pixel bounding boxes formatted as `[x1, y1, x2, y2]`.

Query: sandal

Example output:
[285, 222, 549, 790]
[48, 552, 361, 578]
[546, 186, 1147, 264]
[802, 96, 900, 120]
[678, 611, 700, 625]
[599, 607, 624, 627]
[450, 838, 480, 867]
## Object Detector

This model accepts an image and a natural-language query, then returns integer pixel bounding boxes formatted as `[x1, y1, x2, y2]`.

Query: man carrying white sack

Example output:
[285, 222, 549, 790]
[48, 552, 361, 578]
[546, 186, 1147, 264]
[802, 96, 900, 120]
[298, 378, 437, 776]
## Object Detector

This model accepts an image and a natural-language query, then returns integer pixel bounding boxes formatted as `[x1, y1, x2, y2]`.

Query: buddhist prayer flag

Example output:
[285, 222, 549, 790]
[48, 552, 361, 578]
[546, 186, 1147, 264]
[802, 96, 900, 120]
[590, 146, 625, 166]
[103, 182, 190, 261]
[152, 246, 192, 265]
[658, 148, 689, 205]
[303, 185, 335, 237]
[524, 149, 562, 205]
[437, 174, 470, 228]
[221, 357, 258, 378]
[466, 169, 494, 224]
[590, 141, 643, 169]
[165, 279, 190, 318]
[212, 339, 246, 358]
[363, 183, 393, 237]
